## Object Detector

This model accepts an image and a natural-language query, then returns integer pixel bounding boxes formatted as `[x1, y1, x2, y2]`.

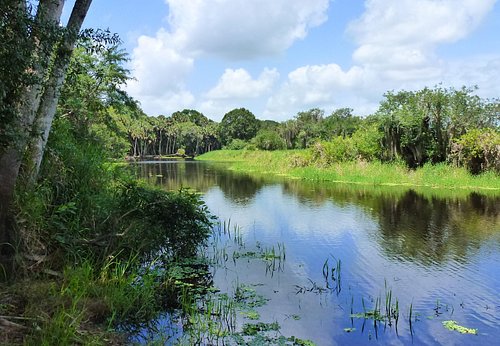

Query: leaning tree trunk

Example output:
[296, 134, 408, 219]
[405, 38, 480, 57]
[0, 0, 65, 262]
[28, 0, 93, 180]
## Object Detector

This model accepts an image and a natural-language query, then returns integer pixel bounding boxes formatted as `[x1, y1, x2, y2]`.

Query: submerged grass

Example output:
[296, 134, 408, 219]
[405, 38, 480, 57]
[197, 150, 500, 193]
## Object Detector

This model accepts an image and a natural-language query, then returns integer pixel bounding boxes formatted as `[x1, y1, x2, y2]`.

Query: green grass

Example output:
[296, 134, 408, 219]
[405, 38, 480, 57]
[197, 150, 500, 193]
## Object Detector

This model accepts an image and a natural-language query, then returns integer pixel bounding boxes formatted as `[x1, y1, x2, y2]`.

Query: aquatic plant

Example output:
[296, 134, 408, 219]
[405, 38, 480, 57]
[322, 255, 342, 293]
[442, 320, 478, 335]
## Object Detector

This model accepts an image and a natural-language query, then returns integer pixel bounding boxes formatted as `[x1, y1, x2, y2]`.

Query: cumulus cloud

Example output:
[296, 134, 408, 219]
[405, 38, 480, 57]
[166, 0, 329, 59]
[125, 29, 194, 115]
[206, 68, 279, 99]
[126, 0, 330, 116]
[348, 0, 496, 74]
[265, 64, 371, 119]
[264, 0, 498, 118]
[136, 91, 195, 117]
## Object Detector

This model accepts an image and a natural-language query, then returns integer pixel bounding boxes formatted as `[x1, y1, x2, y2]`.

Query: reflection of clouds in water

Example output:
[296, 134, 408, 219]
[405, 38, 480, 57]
[204, 181, 500, 344]
[142, 161, 500, 344]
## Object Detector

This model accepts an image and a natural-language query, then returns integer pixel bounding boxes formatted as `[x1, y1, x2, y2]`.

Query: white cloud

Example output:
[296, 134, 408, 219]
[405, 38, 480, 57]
[134, 91, 195, 117]
[125, 29, 195, 115]
[348, 0, 496, 74]
[206, 68, 279, 99]
[265, 64, 369, 119]
[263, 0, 498, 119]
[165, 0, 329, 59]
[349, 0, 495, 46]
[127, 0, 330, 116]
[443, 54, 500, 100]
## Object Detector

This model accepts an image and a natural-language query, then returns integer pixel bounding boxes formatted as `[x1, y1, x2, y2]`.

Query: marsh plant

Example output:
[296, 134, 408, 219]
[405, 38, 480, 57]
[322, 255, 342, 294]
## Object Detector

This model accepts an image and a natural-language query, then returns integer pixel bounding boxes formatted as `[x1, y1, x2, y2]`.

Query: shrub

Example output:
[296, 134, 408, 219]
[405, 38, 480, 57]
[351, 125, 383, 161]
[252, 130, 286, 150]
[116, 182, 213, 260]
[310, 137, 356, 165]
[450, 129, 500, 174]
[224, 139, 248, 150]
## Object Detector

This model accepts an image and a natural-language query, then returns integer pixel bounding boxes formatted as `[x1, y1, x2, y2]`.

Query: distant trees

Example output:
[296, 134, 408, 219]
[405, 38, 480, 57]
[372, 86, 499, 168]
[122, 110, 221, 157]
[116, 85, 498, 174]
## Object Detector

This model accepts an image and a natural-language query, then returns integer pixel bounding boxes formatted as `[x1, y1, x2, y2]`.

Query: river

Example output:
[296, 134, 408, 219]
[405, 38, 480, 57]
[134, 159, 500, 345]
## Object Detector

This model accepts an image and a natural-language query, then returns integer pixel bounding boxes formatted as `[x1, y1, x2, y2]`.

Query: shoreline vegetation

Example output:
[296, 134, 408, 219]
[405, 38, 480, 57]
[196, 150, 500, 193]
[1, 3, 498, 343]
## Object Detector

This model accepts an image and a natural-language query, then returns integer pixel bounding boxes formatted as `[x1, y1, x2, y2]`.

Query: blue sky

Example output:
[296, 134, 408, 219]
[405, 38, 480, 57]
[67, 0, 500, 121]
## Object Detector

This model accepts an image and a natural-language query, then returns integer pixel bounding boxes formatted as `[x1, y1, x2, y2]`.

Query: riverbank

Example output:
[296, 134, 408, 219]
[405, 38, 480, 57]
[1, 172, 213, 344]
[196, 150, 500, 192]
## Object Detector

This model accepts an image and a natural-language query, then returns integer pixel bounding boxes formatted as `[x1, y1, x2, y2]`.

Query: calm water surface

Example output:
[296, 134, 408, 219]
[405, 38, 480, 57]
[135, 160, 500, 345]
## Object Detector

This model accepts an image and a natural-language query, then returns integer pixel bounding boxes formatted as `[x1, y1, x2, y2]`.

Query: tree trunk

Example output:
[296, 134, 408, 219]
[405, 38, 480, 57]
[27, 0, 93, 180]
[0, 0, 65, 262]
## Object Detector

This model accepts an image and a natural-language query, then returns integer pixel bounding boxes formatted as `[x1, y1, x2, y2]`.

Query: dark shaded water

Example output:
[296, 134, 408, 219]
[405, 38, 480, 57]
[135, 160, 500, 345]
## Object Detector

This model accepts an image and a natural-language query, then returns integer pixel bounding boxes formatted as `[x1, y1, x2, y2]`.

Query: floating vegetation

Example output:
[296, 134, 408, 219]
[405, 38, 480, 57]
[234, 283, 269, 309]
[242, 321, 280, 336]
[233, 243, 286, 262]
[241, 310, 260, 320]
[442, 320, 478, 335]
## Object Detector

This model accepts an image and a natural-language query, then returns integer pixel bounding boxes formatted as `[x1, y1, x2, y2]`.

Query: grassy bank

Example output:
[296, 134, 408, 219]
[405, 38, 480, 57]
[196, 150, 500, 192]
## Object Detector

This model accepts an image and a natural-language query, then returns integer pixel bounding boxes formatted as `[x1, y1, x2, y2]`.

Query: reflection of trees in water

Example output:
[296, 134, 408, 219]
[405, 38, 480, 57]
[133, 161, 267, 205]
[215, 170, 266, 204]
[134, 161, 499, 265]
[375, 191, 499, 264]
[281, 181, 500, 265]
[132, 161, 217, 192]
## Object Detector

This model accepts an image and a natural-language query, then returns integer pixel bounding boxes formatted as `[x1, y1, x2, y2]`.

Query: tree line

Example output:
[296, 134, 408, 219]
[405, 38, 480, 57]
[123, 87, 499, 175]
[1, 0, 499, 273]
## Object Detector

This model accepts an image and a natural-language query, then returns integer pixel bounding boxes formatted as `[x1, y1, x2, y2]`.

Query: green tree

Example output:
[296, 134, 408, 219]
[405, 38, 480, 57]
[322, 108, 361, 139]
[373, 86, 497, 168]
[253, 129, 286, 150]
[0, 0, 93, 262]
[295, 108, 324, 148]
[219, 108, 259, 145]
[450, 128, 500, 174]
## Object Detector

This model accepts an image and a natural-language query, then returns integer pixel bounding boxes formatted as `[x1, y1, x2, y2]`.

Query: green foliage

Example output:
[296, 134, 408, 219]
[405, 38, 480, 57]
[374, 86, 497, 168]
[0, 0, 64, 150]
[219, 108, 260, 145]
[442, 320, 478, 335]
[450, 128, 500, 174]
[351, 124, 383, 161]
[116, 182, 213, 260]
[294, 108, 324, 148]
[322, 108, 361, 140]
[253, 129, 286, 150]
[0, 1, 32, 149]
[225, 138, 249, 150]
[310, 138, 356, 165]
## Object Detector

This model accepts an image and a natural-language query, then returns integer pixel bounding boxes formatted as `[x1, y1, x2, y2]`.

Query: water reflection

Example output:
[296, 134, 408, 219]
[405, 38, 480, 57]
[132, 160, 267, 204]
[278, 180, 500, 266]
[134, 160, 500, 345]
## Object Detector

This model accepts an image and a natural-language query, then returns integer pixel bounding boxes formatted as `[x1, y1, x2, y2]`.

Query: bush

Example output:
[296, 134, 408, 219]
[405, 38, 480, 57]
[116, 182, 213, 260]
[224, 139, 248, 150]
[252, 130, 286, 150]
[351, 125, 383, 161]
[450, 129, 500, 174]
[310, 137, 356, 165]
